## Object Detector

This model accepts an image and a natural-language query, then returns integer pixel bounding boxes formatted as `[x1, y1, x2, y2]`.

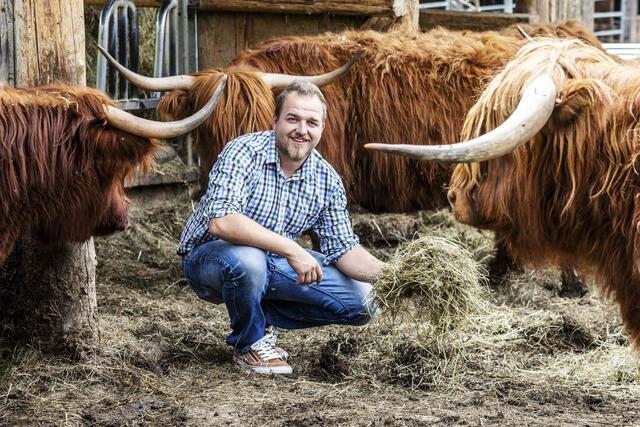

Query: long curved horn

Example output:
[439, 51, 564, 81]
[516, 25, 534, 41]
[104, 75, 227, 139]
[97, 45, 196, 91]
[256, 51, 363, 88]
[365, 74, 557, 163]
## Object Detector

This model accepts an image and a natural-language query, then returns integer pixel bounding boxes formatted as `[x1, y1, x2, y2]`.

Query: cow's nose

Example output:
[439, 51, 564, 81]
[447, 189, 457, 208]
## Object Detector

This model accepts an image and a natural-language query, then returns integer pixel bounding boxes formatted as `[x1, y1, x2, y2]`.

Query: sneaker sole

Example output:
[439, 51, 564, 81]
[234, 359, 293, 375]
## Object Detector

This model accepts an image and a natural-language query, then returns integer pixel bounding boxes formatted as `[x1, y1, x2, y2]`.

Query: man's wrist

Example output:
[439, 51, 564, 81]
[281, 239, 303, 259]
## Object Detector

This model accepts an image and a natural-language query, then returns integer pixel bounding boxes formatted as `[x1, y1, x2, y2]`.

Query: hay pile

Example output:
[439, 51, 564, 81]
[373, 235, 486, 333]
[3, 207, 640, 424]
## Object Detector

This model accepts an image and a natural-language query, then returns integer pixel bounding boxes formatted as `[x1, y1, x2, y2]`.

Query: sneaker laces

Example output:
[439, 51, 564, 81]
[251, 336, 282, 361]
[264, 326, 277, 346]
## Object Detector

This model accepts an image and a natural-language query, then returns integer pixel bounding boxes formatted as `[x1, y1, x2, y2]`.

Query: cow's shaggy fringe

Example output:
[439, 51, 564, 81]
[157, 21, 600, 213]
[0, 85, 159, 263]
[451, 38, 640, 347]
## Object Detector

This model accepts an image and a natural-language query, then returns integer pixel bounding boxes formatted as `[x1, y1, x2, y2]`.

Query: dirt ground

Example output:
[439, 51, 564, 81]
[1, 205, 639, 426]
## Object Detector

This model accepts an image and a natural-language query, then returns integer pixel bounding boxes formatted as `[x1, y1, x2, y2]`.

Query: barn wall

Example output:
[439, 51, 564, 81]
[197, 11, 367, 69]
[196, 9, 535, 69]
[419, 10, 531, 32]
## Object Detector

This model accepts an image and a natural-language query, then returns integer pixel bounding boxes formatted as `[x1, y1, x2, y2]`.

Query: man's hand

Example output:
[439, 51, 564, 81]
[209, 214, 324, 285]
[286, 247, 323, 285]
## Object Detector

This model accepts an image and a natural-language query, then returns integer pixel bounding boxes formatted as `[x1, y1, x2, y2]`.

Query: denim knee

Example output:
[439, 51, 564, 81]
[182, 241, 268, 301]
[344, 282, 380, 326]
[219, 245, 269, 298]
[346, 298, 380, 326]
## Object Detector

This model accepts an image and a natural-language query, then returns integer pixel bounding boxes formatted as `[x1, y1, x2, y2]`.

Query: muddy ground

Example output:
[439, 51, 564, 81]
[1, 205, 639, 426]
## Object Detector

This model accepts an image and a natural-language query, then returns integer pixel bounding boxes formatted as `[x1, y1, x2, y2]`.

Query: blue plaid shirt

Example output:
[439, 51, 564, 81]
[177, 130, 360, 264]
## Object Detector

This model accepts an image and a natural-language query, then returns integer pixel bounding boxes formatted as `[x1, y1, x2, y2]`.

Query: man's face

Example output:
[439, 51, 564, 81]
[273, 92, 325, 163]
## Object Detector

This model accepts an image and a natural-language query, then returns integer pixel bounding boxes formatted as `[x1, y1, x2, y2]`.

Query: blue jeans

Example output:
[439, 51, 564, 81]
[182, 240, 378, 353]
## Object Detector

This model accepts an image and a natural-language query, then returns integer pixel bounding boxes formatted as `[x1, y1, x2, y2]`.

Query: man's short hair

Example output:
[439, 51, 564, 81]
[274, 81, 327, 121]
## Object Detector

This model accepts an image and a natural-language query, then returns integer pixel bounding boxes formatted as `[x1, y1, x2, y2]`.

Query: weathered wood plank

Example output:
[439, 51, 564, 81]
[14, 0, 86, 86]
[516, 0, 594, 30]
[198, 11, 365, 69]
[197, 12, 243, 70]
[392, 0, 418, 33]
[6, 0, 99, 358]
[419, 10, 531, 32]
[84, 0, 163, 6]
[193, 0, 398, 16]
[0, 0, 15, 85]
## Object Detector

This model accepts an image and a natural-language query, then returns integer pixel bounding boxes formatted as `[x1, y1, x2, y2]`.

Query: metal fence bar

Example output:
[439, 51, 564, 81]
[418, 0, 513, 13]
[97, 0, 139, 101]
[153, 0, 198, 164]
[593, 0, 627, 42]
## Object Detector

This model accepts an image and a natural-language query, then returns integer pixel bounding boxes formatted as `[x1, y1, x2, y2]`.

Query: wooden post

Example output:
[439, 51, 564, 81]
[518, 0, 594, 30]
[361, 0, 419, 33]
[626, 0, 638, 42]
[192, 0, 399, 15]
[0, 0, 99, 358]
[0, 1, 15, 85]
[390, 0, 419, 33]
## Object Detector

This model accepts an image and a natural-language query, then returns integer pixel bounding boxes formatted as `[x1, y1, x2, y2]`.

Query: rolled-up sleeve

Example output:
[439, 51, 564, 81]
[201, 140, 254, 221]
[312, 183, 360, 265]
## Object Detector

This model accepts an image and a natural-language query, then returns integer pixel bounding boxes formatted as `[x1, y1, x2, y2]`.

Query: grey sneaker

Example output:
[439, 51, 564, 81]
[233, 335, 292, 375]
[264, 326, 289, 361]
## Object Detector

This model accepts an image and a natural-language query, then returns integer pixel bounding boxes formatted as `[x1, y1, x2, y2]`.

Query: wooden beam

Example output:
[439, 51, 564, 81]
[14, 0, 86, 86]
[192, 0, 400, 16]
[4, 0, 99, 358]
[419, 10, 531, 32]
[391, 0, 419, 33]
[0, 0, 15, 85]
[84, 0, 164, 6]
[518, 0, 594, 30]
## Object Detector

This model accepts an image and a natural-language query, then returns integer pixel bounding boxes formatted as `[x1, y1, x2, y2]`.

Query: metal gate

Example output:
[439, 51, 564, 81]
[419, 0, 514, 13]
[96, 0, 197, 111]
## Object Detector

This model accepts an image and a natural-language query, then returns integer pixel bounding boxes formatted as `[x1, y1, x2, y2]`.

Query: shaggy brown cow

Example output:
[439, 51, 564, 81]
[0, 79, 226, 265]
[104, 21, 601, 214]
[366, 38, 640, 347]
[101, 21, 601, 288]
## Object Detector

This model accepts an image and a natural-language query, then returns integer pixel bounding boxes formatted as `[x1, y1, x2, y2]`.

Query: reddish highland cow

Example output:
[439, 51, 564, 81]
[100, 21, 602, 287]
[367, 38, 640, 347]
[104, 21, 601, 214]
[0, 79, 225, 265]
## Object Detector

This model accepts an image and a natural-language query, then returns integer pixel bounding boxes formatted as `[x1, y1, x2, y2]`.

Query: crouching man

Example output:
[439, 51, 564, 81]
[178, 81, 384, 374]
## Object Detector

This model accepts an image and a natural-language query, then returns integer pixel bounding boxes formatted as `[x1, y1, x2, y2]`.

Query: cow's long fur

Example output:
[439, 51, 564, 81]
[0, 85, 159, 264]
[158, 21, 601, 213]
[449, 38, 640, 346]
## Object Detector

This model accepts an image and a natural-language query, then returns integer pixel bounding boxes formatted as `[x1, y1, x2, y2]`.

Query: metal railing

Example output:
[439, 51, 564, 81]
[419, 0, 514, 13]
[153, 0, 198, 98]
[593, 0, 627, 42]
[96, 0, 142, 110]
[96, 0, 197, 110]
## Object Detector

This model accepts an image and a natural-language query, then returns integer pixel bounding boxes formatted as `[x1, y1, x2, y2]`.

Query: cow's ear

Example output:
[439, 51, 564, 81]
[552, 78, 611, 127]
[157, 90, 189, 121]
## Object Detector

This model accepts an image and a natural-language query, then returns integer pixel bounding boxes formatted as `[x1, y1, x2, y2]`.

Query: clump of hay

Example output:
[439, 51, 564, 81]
[372, 235, 486, 333]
